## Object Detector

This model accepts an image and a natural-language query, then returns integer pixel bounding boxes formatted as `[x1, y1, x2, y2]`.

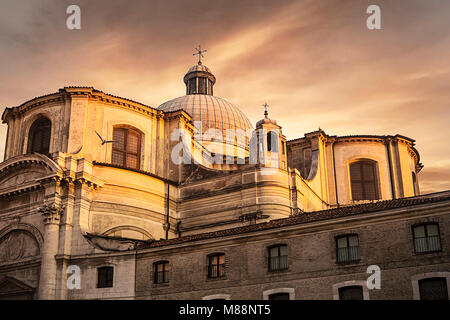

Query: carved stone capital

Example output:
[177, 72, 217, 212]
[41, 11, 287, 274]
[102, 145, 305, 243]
[38, 203, 65, 225]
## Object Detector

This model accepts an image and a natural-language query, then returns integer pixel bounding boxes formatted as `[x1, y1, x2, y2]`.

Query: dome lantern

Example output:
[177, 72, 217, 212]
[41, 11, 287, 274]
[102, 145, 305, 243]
[183, 46, 216, 95]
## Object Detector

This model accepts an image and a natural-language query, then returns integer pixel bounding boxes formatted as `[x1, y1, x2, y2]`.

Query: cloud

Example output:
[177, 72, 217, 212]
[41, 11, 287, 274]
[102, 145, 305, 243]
[0, 0, 449, 193]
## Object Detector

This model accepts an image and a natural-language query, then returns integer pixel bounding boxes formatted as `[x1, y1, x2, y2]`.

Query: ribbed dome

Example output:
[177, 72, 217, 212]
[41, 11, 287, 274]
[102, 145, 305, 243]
[187, 64, 213, 73]
[158, 95, 253, 149]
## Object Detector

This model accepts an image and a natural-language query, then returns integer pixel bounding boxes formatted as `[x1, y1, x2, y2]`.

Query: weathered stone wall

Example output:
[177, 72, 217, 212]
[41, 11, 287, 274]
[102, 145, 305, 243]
[135, 203, 450, 300]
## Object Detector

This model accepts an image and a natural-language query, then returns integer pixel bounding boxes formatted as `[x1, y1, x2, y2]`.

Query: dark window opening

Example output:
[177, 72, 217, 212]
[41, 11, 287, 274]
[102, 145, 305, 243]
[112, 127, 141, 169]
[350, 160, 380, 200]
[413, 223, 441, 253]
[268, 292, 290, 300]
[188, 78, 196, 94]
[208, 254, 225, 279]
[339, 286, 364, 300]
[412, 172, 419, 196]
[419, 278, 448, 300]
[268, 245, 288, 272]
[198, 77, 207, 94]
[97, 266, 114, 288]
[28, 117, 51, 155]
[267, 131, 278, 152]
[336, 235, 360, 263]
[208, 80, 213, 95]
[154, 261, 169, 284]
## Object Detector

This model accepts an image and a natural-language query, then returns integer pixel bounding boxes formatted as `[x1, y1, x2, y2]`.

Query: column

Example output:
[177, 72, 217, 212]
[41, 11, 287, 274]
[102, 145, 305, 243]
[38, 203, 64, 300]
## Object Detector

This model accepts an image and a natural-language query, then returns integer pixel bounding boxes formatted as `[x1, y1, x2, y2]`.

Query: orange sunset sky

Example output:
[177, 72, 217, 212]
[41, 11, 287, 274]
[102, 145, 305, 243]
[0, 0, 449, 194]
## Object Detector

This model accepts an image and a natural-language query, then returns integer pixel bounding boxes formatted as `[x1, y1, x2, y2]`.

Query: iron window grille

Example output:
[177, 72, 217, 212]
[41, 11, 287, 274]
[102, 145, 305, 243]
[413, 223, 441, 254]
[336, 235, 360, 263]
[268, 245, 288, 272]
[208, 254, 225, 279]
[112, 127, 141, 170]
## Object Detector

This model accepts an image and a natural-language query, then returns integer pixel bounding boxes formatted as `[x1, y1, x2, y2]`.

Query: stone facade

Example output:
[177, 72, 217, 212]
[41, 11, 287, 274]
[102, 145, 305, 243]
[134, 195, 450, 300]
[0, 62, 447, 300]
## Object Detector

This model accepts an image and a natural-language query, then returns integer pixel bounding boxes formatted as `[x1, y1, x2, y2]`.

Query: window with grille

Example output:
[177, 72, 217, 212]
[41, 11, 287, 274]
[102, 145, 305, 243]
[268, 292, 290, 300]
[268, 245, 288, 272]
[208, 254, 225, 279]
[413, 223, 441, 253]
[154, 261, 169, 284]
[336, 235, 360, 263]
[28, 117, 51, 155]
[339, 286, 364, 300]
[350, 160, 380, 200]
[97, 266, 114, 288]
[419, 278, 448, 300]
[111, 127, 141, 169]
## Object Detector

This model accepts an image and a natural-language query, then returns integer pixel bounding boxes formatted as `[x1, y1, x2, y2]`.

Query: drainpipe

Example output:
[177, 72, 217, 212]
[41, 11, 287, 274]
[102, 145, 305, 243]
[332, 141, 340, 207]
[385, 138, 396, 199]
[164, 183, 170, 240]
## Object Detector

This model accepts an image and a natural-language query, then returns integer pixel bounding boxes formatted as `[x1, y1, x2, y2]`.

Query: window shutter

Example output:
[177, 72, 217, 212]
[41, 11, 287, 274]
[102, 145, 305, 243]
[350, 161, 379, 200]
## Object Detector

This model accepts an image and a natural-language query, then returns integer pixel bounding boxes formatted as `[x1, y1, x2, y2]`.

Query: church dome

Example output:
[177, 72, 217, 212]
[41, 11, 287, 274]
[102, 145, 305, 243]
[158, 55, 253, 154]
[158, 94, 253, 149]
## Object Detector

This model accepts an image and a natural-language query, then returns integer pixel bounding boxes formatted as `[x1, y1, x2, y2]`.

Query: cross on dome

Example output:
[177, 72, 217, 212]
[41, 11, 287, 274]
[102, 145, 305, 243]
[193, 45, 207, 65]
[263, 102, 269, 118]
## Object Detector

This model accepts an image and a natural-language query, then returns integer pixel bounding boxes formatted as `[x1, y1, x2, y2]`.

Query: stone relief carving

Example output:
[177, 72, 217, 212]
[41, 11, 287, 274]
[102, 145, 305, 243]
[0, 230, 40, 263]
[38, 203, 65, 224]
[0, 170, 48, 190]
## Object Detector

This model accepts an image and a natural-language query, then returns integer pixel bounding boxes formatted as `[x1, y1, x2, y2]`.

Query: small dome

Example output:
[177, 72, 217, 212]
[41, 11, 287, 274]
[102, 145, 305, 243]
[158, 95, 253, 150]
[187, 64, 213, 74]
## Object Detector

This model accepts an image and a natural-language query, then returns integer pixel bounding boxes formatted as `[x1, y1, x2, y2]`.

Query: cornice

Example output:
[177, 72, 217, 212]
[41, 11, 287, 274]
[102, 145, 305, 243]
[2, 87, 159, 123]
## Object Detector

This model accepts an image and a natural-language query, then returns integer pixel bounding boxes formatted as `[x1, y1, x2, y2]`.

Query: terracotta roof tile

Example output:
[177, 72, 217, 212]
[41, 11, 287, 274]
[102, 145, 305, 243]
[139, 192, 450, 250]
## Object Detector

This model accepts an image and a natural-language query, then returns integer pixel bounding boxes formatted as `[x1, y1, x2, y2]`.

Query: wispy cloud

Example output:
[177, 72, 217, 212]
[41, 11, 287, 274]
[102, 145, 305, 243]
[0, 0, 449, 193]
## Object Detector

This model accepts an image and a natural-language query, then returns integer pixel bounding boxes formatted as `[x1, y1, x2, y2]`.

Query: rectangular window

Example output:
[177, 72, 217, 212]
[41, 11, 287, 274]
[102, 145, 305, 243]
[419, 278, 449, 300]
[268, 245, 288, 272]
[208, 254, 225, 279]
[97, 266, 114, 288]
[268, 292, 290, 300]
[413, 223, 441, 253]
[336, 235, 360, 263]
[154, 261, 169, 284]
[112, 127, 141, 169]
[339, 286, 364, 300]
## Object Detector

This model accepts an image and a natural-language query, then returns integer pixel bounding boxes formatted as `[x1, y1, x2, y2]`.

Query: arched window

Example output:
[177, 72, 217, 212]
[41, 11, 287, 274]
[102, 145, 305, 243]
[27, 117, 51, 155]
[267, 131, 278, 152]
[111, 127, 141, 169]
[349, 160, 380, 200]
[338, 286, 364, 300]
[412, 172, 419, 196]
[419, 278, 448, 300]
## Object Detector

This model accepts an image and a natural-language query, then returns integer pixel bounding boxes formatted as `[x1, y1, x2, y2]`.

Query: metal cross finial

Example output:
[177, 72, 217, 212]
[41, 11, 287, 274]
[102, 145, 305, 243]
[193, 45, 207, 65]
[263, 102, 269, 118]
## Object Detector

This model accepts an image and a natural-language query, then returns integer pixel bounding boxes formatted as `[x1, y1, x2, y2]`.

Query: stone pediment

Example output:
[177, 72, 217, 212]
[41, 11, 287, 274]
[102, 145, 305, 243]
[0, 153, 62, 196]
[0, 276, 35, 299]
